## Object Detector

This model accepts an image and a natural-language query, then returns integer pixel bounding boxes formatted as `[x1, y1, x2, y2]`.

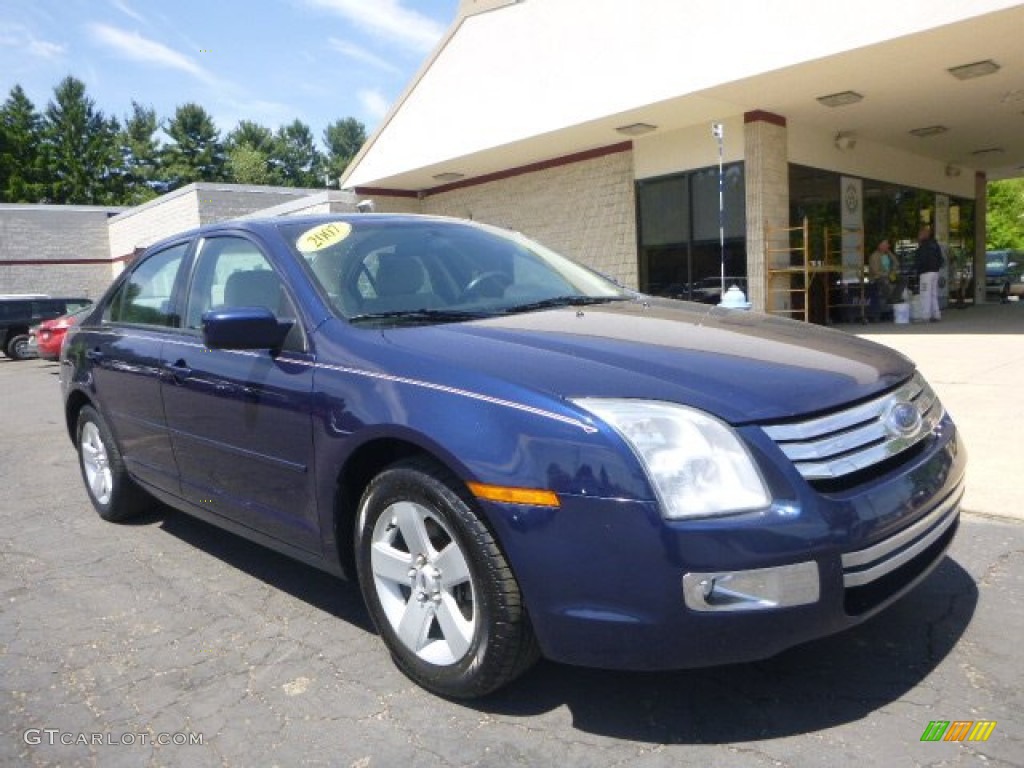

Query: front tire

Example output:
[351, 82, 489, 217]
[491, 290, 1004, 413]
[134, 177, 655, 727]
[76, 405, 148, 522]
[6, 333, 31, 360]
[355, 459, 538, 698]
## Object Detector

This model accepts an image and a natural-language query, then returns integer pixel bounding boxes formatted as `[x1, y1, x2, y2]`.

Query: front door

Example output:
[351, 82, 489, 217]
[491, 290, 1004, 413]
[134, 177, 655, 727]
[161, 234, 320, 553]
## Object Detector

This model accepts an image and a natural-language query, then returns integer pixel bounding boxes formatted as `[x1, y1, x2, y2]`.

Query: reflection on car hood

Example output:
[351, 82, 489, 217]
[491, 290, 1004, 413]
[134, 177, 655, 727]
[380, 298, 914, 424]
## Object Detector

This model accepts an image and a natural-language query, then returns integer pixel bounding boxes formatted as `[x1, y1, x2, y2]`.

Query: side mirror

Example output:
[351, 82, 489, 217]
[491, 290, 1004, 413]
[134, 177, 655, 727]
[201, 307, 292, 351]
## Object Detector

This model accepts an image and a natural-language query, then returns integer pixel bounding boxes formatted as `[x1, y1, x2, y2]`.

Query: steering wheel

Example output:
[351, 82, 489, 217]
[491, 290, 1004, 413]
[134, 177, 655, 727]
[462, 271, 510, 298]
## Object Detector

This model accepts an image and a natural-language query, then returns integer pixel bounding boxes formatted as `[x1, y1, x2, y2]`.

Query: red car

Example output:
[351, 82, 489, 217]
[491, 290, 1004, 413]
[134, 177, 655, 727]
[32, 305, 92, 361]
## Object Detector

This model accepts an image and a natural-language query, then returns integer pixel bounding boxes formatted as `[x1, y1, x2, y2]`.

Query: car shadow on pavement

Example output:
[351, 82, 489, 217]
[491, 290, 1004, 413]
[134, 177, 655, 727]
[477, 555, 977, 743]
[145, 505, 375, 634]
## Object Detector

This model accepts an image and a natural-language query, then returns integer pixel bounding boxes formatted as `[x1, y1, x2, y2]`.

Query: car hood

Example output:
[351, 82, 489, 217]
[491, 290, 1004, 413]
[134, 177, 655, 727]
[380, 299, 914, 424]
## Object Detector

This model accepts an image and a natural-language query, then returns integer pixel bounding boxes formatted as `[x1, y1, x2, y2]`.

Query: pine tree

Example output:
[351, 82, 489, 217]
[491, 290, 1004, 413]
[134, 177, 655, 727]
[0, 85, 47, 202]
[271, 119, 322, 188]
[120, 101, 163, 203]
[323, 117, 366, 187]
[43, 76, 121, 204]
[163, 103, 225, 188]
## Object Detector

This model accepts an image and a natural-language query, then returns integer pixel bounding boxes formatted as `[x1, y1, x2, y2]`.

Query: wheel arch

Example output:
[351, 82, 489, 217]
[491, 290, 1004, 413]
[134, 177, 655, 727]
[331, 436, 471, 579]
[65, 389, 93, 444]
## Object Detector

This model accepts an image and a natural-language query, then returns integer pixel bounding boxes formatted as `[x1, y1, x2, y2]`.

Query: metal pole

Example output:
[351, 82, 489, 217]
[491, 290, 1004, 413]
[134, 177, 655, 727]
[713, 122, 725, 298]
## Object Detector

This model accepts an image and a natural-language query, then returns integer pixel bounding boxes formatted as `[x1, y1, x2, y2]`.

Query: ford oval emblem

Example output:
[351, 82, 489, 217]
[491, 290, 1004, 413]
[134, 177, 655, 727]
[886, 401, 922, 437]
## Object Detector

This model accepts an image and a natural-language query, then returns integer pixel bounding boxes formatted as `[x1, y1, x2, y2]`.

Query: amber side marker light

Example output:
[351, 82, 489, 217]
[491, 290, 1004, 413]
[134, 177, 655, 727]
[467, 482, 560, 507]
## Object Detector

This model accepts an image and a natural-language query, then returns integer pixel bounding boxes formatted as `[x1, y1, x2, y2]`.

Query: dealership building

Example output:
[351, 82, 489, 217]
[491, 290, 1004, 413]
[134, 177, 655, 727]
[2, 0, 1022, 318]
[342, 0, 1024, 314]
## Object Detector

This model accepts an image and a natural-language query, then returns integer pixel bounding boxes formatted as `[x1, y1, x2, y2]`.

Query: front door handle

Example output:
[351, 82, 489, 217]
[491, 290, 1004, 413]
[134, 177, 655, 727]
[164, 360, 192, 383]
[86, 348, 104, 363]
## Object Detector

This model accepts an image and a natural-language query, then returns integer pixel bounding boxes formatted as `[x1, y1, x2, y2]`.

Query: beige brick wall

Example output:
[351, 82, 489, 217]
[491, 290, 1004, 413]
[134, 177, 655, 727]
[421, 149, 638, 288]
[0, 205, 121, 299]
[361, 195, 423, 215]
[744, 119, 790, 312]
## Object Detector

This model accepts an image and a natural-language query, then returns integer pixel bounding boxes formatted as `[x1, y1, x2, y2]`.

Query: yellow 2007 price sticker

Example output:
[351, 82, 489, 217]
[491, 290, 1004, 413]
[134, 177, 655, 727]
[296, 222, 352, 252]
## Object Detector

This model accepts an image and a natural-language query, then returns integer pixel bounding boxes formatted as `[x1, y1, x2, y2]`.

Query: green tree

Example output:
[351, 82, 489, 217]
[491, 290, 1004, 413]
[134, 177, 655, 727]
[323, 117, 366, 187]
[226, 144, 274, 185]
[0, 85, 47, 202]
[43, 76, 121, 204]
[225, 120, 275, 185]
[163, 103, 225, 187]
[271, 119, 322, 188]
[119, 101, 162, 203]
[986, 179, 1024, 250]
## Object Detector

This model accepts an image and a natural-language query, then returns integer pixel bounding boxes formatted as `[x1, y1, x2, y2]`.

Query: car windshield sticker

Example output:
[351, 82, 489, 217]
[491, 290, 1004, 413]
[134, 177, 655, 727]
[296, 222, 352, 252]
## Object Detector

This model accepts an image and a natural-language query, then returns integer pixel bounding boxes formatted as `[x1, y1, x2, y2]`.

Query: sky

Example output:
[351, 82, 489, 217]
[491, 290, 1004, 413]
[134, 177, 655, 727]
[0, 0, 461, 147]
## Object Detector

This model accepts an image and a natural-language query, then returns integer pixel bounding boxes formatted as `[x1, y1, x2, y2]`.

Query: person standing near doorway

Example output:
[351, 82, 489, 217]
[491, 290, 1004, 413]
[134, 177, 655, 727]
[915, 225, 944, 322]
[867, 238, 893, 322]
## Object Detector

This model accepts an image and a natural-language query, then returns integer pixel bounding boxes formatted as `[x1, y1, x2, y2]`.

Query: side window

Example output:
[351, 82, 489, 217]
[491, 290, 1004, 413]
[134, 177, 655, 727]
[106, 243, 188, 326]
[185, 236, 303, 351]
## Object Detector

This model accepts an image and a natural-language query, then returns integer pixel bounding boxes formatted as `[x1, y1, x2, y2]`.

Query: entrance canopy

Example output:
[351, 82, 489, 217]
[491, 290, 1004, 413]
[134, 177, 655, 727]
[343, 0, 1024, 191]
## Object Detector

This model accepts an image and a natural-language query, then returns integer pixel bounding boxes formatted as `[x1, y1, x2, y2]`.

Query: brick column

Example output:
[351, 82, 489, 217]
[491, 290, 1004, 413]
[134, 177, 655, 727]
[973, 171, 987, 304]
[744, 111, 790, 312]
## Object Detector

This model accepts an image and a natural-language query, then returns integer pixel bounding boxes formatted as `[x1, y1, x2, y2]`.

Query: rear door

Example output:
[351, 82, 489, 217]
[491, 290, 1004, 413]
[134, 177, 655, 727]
[161, 234, 319, 552]
[85, 241, 190, 494]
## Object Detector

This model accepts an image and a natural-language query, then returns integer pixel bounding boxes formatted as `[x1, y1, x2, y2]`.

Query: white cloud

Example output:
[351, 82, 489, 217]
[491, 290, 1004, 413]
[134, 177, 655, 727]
[0, 23, 65, 59]
[328, 37, 401, 74]
[358, 88, 392, 122]
[110, 0, 146, 24]
[88, 23, 220, 86]
[306, 0, 446, 53]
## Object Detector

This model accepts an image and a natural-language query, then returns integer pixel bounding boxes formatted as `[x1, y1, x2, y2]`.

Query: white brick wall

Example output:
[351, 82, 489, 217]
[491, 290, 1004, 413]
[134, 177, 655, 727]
[108, 188, 201, 260]
[422, 149, 638, 288]
[108, 183, 332, 261]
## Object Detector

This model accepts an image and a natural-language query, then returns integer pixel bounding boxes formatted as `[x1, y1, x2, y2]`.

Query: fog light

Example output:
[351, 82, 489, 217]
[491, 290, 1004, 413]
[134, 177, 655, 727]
[682, 561, 820, 612]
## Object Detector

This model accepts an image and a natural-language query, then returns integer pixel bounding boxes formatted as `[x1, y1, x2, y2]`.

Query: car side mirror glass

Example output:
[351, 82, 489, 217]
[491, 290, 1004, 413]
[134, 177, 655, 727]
[201, 307, 292, 351]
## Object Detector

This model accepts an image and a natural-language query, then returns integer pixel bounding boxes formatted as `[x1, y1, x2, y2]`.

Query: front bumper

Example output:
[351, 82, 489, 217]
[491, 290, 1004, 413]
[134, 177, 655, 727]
[481, 418, 966, 670]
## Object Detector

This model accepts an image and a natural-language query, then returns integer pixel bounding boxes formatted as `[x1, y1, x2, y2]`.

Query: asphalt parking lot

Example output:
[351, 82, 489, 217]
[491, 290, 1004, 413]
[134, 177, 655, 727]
[2, 317, 1023, 767]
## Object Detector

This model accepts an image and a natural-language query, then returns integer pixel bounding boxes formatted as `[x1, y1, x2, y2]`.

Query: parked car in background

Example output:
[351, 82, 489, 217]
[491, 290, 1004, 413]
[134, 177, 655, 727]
[0, 296, 93, 360]
[985, 249, 1022, 302]
[61, 214, 965, 698]
[31, 304, 94, 361]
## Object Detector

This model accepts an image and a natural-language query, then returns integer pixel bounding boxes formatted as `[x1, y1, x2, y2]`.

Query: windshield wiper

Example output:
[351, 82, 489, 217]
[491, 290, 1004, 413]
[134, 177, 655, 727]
[348, 308, 493, 324]
[502, 295, 624, 313]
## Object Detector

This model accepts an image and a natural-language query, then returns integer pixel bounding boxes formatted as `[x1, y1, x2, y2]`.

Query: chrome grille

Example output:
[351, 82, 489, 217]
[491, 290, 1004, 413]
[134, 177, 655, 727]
[762, 373, 943, 481]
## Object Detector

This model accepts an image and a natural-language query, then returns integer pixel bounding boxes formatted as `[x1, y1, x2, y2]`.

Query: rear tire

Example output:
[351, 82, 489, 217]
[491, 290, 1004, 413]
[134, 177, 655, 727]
[76, 405, 148, 522]
[355, 459, 538, 698]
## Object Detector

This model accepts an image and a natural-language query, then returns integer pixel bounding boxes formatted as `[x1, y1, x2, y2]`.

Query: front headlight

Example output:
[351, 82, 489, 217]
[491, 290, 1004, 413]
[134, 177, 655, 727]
[573, 399, 771, 519]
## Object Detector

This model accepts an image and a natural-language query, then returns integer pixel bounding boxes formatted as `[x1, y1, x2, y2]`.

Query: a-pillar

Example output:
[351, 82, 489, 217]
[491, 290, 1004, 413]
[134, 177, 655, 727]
[973, 171, 987, 304]
[744, 111, 790, 312]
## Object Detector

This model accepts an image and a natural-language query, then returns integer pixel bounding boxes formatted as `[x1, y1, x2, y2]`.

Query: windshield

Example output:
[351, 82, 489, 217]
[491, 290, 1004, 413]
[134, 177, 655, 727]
[279, 217, 631, 323]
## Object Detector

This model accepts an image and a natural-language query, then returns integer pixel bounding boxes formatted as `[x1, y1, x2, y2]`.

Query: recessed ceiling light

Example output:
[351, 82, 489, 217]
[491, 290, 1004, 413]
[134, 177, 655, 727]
[816, 91, 863, 108]
[615, 122, 657, 136]
[909, 125, 948, 137]
[948, 60, 1000, 80]
[971, 147, 1005, 157]
[432, 172, 465, 182]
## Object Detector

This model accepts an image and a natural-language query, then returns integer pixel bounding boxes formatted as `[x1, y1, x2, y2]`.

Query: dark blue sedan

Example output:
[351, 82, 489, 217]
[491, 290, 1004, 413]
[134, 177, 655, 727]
[61, 214, 965, 698]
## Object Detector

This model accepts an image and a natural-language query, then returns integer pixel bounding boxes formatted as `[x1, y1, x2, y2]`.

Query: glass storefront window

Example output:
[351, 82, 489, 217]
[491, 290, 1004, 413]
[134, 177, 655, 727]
[637, 163, 747, 302]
